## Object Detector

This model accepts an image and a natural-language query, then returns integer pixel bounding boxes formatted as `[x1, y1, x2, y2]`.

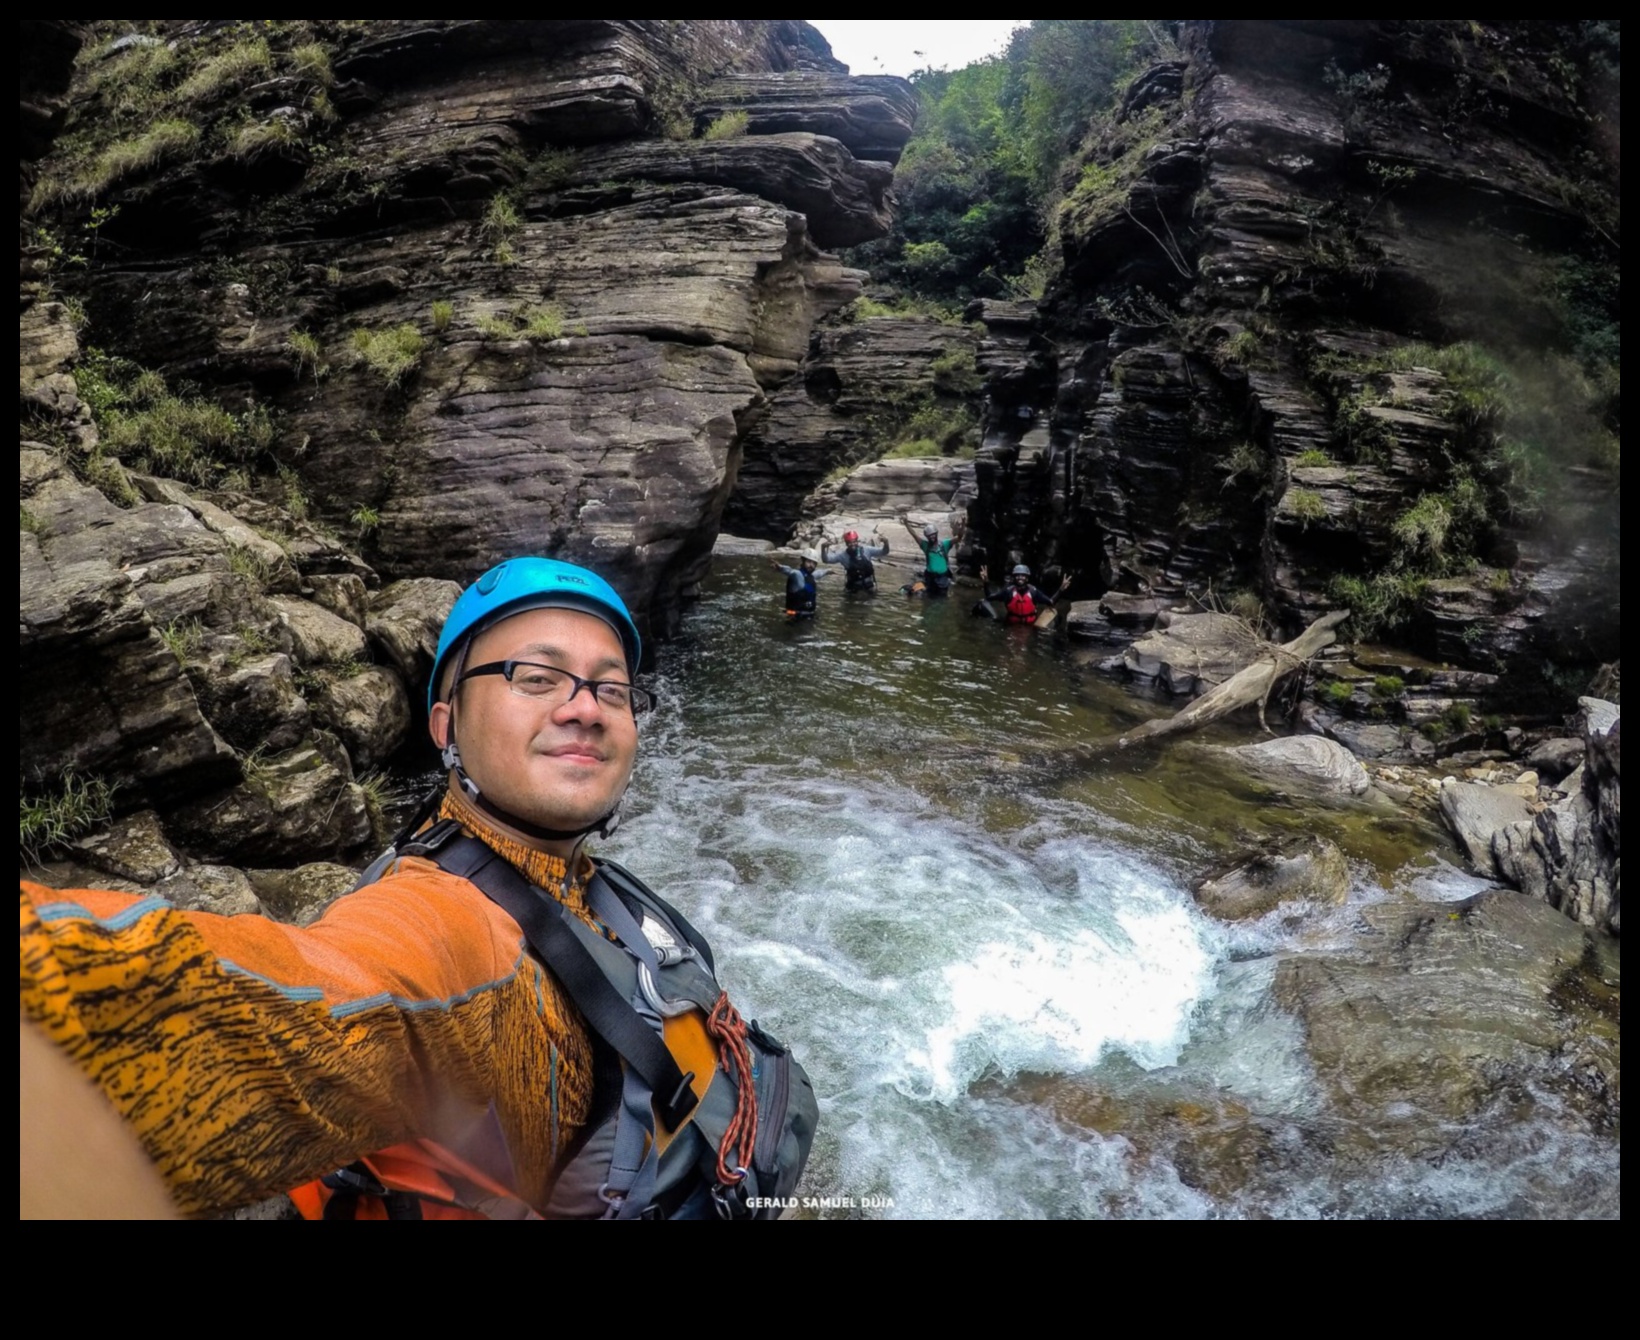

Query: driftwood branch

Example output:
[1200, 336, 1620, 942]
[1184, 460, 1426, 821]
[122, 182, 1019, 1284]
[1118, 610, 1350, 749]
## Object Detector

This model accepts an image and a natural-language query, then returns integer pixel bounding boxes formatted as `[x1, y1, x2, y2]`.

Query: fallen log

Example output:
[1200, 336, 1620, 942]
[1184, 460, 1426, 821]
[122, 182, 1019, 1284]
[1117, 609, 1350, 749]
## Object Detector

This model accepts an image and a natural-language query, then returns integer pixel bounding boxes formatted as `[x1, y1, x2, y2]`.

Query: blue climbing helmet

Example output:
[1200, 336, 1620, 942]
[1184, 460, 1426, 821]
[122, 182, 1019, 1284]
[429, 556, 642, 713]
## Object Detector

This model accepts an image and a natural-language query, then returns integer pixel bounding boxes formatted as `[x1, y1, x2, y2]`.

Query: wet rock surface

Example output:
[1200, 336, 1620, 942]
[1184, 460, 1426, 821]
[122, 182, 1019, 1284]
[1194, 836, 1351, 921]
[1272, 893, 1617, 1158]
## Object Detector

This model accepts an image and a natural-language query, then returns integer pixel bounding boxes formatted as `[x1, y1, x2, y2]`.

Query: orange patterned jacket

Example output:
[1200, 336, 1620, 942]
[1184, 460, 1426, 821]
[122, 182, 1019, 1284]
[19, 846, 601, 1217]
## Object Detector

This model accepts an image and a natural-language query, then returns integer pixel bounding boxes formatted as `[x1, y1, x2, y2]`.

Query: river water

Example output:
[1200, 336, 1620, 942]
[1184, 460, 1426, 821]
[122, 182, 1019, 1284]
[603, 554, 1618, 1218]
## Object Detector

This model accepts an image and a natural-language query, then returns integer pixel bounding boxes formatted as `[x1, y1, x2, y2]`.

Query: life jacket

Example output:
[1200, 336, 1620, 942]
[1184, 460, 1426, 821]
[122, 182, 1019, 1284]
[294, 821, 818, 1220]
[1005, 587, 1039, 624]
[843, 547, 875, 589]
[923, 542, 951, 577]
[785, 569, 817, 613]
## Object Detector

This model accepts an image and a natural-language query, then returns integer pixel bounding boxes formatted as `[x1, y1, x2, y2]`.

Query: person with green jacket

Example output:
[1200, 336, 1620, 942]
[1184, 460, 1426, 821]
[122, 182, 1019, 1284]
[901, 515, 963, 597]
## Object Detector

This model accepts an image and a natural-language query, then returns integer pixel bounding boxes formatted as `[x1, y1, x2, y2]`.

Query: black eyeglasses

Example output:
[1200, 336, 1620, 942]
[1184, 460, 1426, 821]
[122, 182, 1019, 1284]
[458, 660, 654, 714]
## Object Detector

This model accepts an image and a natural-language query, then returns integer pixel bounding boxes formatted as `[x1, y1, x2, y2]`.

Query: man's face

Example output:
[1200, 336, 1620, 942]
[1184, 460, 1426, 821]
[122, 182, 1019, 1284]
[1014, 574, 1030, 587]
[430, 607, 638, 841]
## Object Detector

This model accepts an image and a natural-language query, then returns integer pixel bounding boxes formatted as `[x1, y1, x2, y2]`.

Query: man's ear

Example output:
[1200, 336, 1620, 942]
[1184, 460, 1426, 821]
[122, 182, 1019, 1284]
[428, 700, 451, 749]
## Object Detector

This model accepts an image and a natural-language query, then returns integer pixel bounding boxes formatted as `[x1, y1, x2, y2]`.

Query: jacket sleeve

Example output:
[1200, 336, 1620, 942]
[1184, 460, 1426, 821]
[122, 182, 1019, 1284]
[19, 866, 592, 1215]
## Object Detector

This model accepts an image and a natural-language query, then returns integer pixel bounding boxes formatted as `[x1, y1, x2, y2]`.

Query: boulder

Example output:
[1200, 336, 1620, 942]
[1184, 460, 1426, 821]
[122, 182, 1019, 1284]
[132, 476, 300, 593]
[191, 652, 312, 755]
[166, 744, 372, 865]
[1194, 836, 1351, 920]
[309, 667, 414, 771]
[1580, 696, 1620, 738]
[1272, 892, 1612, 1151]
[1525, 735, 1585, 780]
[70, 810, 181, 886]
[270, 597, 371, 667]
[1439, 780, 1535, 879]
[1225, 735, 1372, 798]
[155, 865, 265, 918]
[368, 577, 462, 689]
[306, 574, 372, 631]
[1125, 613, 1259, 695]
[247, 863, 361, 927]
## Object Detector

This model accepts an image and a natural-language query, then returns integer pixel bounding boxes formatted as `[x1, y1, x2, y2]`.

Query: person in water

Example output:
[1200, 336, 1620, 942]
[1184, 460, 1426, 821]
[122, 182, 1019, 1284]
[821, 529, 890, 593]
[20, 556, 817, 1219]
[977, 563, 1071, 624]
[771, 553, 828, 617]
[900, 515, 964, 597]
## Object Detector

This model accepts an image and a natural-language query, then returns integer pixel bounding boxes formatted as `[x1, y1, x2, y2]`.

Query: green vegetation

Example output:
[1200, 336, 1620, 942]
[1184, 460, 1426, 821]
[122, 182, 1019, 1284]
[1285, 488, 1328, 524]
[350, 504, 380, 538]
[20, 770, 118, 866]
[844, 21, 1180, 303]
[1293, 449, 1333, 468]
[1371, 675, 1405, 699]
[232, 118, 298, 160]
[72, 348, 274, 490]
[473, 303, 575, 342]
[227, 544, 278, 592]
[700, 110, 750, 141]
[158, 617, 207, 662]
[1322, 679, 1356, 707]
[481, 192, 523, 266]
[20, 506, 46, 537]
[848, 294, 964, 323]
[1327, 572, 1429, 642]
[30, 24, 349, 212]
[350, 324, 426, 388]
[429, 300, 454, 332]
[286, 330, 326, 382]
[176, 36, 272, 103]
[358, 770, 394, 844]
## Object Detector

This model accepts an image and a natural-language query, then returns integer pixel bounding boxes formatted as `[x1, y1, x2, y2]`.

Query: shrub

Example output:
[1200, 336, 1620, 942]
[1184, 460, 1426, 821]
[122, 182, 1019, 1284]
[290, 42, 335, 87]
[521, 304, 565, 340]
[700, 110, 750, 140]
[351, 324, 426, 388]
[1293, 448, 1333, 467]
[177, 37, 273, 103]
[1371, 675, 1405, 698]
[91, 119, 201, 194]
[1323, 679, 1355, 706]
[20, 770, 118, 866]
[1285, 488, 1328, 524]
[429, 300, 454, 332]
[481, 194, 522, 239]
[287, 330, 326, 382]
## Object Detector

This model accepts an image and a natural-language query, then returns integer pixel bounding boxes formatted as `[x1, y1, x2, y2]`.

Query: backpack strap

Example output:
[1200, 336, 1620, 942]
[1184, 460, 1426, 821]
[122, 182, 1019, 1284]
[593, 857, 716, 973]
[430, 835, 700, 1136]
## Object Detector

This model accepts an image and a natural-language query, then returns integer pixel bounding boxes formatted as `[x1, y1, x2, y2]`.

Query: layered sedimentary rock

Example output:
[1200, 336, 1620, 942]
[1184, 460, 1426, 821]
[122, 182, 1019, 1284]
[20, 19, 916, 863]
[41, 21, 913, 650]
[724, 315, 979, 541]
[970, 21, 1620, 692]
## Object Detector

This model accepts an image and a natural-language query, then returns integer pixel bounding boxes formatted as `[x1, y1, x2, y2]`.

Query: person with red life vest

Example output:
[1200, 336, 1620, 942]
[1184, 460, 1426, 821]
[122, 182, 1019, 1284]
[21, 556, 817, 1220]
[978, 563, 1071, 624]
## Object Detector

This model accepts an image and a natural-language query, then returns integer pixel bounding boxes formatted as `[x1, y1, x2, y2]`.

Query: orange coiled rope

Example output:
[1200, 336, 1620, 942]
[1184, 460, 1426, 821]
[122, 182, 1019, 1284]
[707, 991, 759, 1185]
